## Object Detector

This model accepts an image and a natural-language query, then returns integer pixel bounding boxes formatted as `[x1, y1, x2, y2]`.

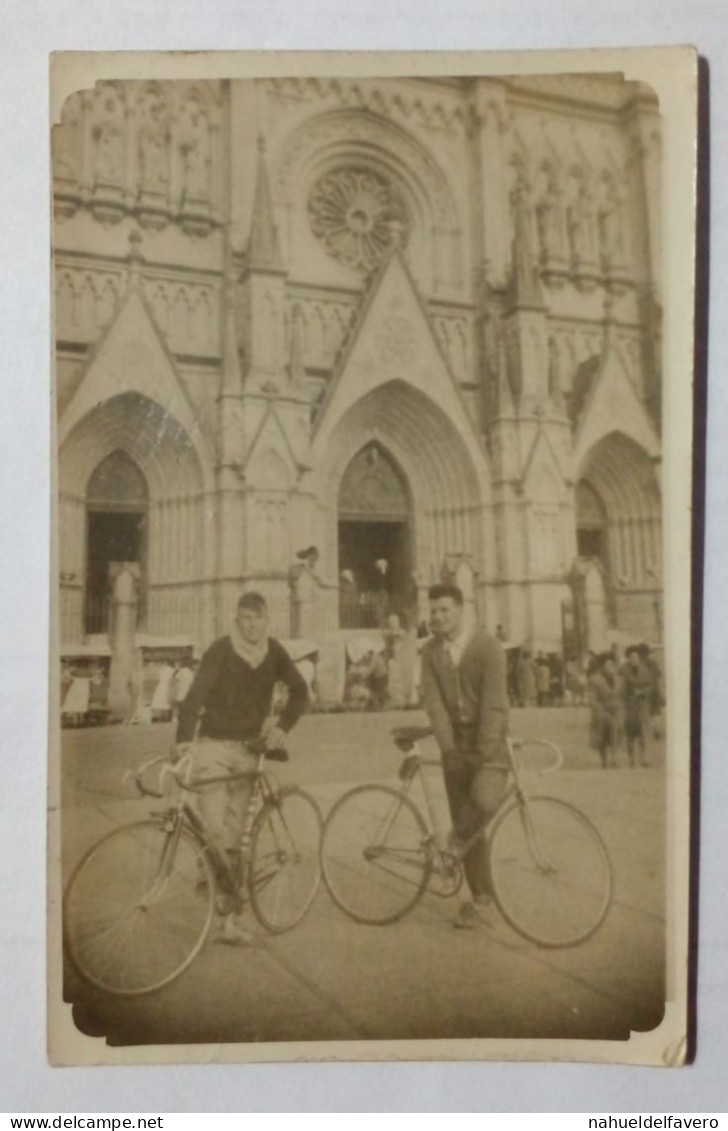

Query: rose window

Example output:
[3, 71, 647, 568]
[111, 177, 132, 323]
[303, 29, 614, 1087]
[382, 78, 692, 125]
[307, 167, 411, 273]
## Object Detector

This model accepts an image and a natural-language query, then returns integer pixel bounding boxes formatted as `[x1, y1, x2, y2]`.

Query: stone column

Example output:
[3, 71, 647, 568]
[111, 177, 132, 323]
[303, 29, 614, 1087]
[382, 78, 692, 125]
[107, 562, 141, 719]
[290, 563, 316, 639]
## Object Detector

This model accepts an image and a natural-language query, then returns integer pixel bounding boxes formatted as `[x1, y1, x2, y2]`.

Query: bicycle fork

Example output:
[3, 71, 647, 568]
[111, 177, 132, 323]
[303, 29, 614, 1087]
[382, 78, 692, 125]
[138, 813, 186, 908]
[517, 798, 557, 875]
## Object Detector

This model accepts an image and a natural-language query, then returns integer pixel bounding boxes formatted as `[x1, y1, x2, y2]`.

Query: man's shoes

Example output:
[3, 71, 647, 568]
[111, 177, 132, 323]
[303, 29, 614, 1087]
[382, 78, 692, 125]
[215, 915, 255, 947]
[453, 895, 494, 930]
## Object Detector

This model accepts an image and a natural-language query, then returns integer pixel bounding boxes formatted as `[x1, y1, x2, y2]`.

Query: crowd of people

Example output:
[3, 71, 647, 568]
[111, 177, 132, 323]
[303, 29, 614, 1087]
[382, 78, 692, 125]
[511, 650, 566, 708]
[585, 644, 663, 769]
[342, 613, 418, 711]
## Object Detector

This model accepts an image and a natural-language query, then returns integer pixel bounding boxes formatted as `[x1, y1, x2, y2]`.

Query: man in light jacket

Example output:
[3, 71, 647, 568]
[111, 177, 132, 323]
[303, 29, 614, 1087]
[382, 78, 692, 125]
[420, 584, 510, 929]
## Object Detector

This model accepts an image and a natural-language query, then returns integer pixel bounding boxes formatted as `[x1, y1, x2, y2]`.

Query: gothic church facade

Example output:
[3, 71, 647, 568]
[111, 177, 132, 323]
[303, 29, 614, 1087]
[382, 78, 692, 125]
[53, 74, 663, 655]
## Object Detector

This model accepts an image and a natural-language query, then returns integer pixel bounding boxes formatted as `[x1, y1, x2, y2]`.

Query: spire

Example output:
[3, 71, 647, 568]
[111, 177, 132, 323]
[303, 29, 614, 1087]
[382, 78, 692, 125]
[127, 228, 143, 290]
[221, 265, 242, 396]
[247, 135, 285, 274]
[547, 335, 566, 416]
[497, 336, 515, 417]
[509, 186, 543, 310]
[602, 291, 617, 356]
[288, 303, 306, 386]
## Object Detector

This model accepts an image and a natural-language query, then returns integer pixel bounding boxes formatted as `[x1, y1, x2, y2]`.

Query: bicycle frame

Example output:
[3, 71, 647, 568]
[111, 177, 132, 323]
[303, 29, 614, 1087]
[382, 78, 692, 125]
[396, 735, 564, 863]
[132, 752, 286, 912]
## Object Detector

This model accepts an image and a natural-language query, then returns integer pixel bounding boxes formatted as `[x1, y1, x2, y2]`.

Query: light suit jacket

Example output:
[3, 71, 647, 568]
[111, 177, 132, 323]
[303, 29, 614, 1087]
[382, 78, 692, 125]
[420, 628, 509, 765]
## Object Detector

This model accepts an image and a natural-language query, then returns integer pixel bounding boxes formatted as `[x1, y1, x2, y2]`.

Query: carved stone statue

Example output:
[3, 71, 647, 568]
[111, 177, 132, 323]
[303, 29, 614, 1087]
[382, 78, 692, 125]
[52, 93, 83, 182]
[597, 178, 625, 267]
[93, 88, 125, 188]
[178, 95, 210, 205]
[138, 90, 169, 194]
[536, 187, 563, 262]
[567, 183, 595, 267]
[107, 562, 141, 719]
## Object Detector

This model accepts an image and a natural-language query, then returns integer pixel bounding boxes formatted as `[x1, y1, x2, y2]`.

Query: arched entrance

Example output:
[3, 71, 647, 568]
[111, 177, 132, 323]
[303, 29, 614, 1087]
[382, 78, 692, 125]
[337, 441, 413, 627]
[59, 391, 208, 644]
[314, 380, 491, 633]
[576, 432, 662, 640]
[85, 450, 149, 634]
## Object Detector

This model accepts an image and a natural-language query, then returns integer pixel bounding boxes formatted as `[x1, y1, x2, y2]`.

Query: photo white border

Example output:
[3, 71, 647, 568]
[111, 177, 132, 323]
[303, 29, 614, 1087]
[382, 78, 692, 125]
[0, 0, 722, 1111]
[48, 45, 695, 1070]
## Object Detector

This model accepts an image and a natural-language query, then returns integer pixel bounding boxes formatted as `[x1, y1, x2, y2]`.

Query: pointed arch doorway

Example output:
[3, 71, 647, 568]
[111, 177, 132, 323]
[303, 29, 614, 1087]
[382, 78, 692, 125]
[337, 442, 413, 628]
[85, 450, 148, 634]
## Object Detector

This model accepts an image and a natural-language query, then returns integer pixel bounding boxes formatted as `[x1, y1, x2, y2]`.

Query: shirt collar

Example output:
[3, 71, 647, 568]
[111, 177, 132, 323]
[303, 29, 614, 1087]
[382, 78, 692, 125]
[444, 624, 472, 658]
[229, 624, 270, 668]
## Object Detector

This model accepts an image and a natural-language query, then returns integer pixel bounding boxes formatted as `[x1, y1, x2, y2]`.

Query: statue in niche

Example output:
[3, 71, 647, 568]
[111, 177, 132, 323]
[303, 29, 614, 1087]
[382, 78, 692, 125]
[597, 174, 626, 268]
[566, 179, 595, 267]
[93, 88, 125, 188]
[178, 94, 210, 205]
[52, 93, 83, 182]
[138, 89, 170, 194]
[548, 336, 563, 403]
[537, 186, 564, 262]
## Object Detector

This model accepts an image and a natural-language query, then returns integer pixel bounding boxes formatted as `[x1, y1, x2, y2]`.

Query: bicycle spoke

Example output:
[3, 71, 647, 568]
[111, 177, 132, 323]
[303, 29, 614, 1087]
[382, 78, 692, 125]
[488, 798, 612, 947]
[321, 785, 431, 924]
[64, 821, 214, 995]
[249, 790, 322, 934]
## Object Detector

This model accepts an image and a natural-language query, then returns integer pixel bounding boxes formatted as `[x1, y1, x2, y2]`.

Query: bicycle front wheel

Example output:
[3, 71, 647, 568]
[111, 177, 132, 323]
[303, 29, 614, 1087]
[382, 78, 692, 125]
[488, 796, 613, 948]
[63, 819, 215, 995]
[321, 785, 432, 925]
[248, 787, 323, 933]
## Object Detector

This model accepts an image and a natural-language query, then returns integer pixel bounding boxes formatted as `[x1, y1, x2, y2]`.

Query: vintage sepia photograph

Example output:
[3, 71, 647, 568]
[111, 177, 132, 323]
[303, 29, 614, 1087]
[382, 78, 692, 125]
[49, 49, 696, 1066]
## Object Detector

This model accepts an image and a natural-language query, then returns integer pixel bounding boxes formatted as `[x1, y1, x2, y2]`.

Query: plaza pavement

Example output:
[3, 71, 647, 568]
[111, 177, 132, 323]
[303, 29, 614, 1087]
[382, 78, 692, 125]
[58, 707, 667, 1050]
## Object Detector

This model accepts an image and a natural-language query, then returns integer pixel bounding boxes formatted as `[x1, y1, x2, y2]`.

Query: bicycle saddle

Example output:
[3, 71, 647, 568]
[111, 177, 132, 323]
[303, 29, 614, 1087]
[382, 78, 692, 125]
[391, 725, 433, 750]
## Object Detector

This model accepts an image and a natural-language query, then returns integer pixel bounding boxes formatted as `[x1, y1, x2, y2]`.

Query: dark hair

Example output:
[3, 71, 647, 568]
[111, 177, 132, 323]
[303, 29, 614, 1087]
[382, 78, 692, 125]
[237, 591, 267, 613]
[427, 583, 464, 607]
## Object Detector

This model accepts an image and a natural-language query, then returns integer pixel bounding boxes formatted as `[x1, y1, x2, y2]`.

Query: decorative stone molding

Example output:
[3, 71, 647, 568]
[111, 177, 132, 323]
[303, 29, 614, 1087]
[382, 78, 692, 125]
[51, 79, 222, 234]
[53, 262, 219, 358]
[55, 268, 126, 342]
[263, 76, 468, 135]
[287, 295, 358, 372]
[273, 110, 455, 231]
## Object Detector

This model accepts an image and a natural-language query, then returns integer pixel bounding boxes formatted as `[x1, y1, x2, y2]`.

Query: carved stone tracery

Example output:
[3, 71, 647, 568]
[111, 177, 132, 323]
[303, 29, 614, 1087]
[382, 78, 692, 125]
[308, 167, 412, 274]
[338, 443, 409, 518]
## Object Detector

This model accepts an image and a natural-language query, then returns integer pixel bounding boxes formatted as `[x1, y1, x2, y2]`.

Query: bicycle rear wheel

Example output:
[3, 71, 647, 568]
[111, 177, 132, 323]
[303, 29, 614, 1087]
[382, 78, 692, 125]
[488, 796, 613, 948]
[63, 819, 215, 995]
[321, 785, 432, 925]
[248, 787, 323, 933]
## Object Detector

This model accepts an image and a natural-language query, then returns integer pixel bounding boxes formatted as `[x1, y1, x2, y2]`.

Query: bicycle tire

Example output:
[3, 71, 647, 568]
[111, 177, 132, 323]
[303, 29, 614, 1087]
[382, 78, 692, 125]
[248, 787, 323, 933]
[63, 818, 215, 996]
[487, 796, 613, 948]
[321, 784, 432, 925]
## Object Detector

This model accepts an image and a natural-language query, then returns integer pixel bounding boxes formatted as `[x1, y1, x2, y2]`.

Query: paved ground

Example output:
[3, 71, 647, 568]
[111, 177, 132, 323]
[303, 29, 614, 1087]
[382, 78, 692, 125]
[58, 707, 666, 1048]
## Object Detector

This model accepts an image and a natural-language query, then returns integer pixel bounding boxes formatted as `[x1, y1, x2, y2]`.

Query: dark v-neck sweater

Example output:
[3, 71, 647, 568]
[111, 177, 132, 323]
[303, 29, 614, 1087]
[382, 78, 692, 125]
[176, 635, 308, 744]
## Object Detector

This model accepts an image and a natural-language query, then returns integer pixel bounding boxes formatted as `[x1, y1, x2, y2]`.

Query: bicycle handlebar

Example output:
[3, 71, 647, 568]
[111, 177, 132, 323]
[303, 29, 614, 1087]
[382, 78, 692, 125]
[508, 737, 564, 775]
[124, 742, 289, 798]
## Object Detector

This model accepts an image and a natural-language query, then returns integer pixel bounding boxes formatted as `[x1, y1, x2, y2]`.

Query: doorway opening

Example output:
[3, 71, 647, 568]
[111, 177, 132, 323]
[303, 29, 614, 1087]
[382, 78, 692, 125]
[575, 478, 614, 628]
[337, 442, 413, 629]
[85, 450, 148, 635]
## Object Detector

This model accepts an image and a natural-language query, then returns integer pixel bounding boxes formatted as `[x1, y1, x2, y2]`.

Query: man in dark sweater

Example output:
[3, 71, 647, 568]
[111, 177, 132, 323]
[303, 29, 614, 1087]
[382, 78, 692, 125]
[420, 584, 510, 929]
[175, 591, 308, 944]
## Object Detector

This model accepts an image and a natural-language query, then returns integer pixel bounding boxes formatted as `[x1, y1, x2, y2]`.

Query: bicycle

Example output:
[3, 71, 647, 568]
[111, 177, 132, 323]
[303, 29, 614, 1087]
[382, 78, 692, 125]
[320, 726, 613, 948]
[63, 740, 323, 997]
